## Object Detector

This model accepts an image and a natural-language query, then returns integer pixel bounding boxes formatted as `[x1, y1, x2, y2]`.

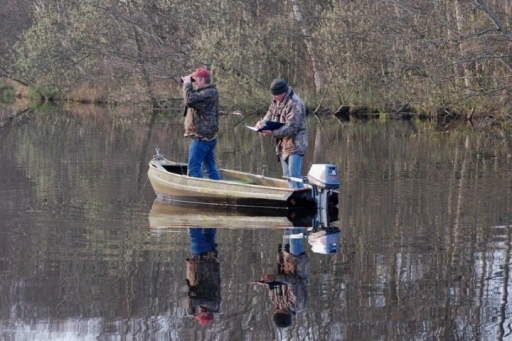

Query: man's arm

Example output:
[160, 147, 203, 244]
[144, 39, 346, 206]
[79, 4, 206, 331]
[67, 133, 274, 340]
[272, 102, 303, 139]
[255, 105, 274, 130]
[183, 86, 216, 112]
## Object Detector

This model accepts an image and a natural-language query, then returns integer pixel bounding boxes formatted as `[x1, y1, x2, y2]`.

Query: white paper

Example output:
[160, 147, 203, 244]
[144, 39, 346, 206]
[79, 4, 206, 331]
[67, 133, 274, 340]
[245, 125, 260, 132]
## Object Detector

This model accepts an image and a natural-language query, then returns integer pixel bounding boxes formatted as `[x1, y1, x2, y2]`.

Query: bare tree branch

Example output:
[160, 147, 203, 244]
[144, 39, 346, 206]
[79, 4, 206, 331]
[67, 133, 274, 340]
[472, 0, 512, 41]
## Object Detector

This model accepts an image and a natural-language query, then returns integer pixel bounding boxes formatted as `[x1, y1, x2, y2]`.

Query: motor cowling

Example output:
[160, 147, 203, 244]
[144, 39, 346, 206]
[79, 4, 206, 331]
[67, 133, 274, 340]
[307, 164, 340, 190]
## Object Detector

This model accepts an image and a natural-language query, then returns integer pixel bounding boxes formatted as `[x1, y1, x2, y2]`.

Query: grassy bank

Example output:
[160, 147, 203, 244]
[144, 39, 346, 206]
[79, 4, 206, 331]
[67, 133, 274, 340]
[1, 78, 510, 133]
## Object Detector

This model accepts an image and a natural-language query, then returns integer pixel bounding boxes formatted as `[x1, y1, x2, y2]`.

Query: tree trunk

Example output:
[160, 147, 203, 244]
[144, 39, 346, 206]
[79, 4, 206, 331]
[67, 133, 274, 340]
[444, 2, 464, 88]
[290, 0, 323, 93]
[506, 1, 511, 28]
[127, 1, 157, 108]
[133, 27, 157, 108]
[454, 0, 472, 90]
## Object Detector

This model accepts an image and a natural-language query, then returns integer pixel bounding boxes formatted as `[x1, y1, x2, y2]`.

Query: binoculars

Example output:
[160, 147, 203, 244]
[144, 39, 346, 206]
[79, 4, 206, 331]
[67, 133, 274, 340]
[180, 77, 195, 83]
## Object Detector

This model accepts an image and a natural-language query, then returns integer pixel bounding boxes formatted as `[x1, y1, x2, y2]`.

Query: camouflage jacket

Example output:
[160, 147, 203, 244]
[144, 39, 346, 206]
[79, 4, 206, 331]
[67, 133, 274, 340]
[268, 252, 309, 314]
[262, 87, 308, 160]
[183, 83, 219, 140]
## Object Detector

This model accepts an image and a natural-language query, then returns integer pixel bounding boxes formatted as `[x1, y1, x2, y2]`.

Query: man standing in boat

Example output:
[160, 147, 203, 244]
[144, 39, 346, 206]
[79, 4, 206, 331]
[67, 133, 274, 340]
[255, 79, 308, 189]
[182, 67, 221, 180]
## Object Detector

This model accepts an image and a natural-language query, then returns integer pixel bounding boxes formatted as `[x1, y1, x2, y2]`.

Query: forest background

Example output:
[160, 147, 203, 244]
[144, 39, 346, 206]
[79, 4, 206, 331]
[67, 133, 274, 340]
[1, 0, 512, 124]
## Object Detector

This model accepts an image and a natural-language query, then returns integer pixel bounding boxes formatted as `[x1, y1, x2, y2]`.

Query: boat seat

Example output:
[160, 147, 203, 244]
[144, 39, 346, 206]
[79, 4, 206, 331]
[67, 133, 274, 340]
[223, 179, 256, 185]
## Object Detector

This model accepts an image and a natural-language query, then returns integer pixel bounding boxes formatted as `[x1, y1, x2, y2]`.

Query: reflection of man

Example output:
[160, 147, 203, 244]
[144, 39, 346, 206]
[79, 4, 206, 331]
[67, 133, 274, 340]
[256, 228, 309, 328]
[184, 228, 220, 326]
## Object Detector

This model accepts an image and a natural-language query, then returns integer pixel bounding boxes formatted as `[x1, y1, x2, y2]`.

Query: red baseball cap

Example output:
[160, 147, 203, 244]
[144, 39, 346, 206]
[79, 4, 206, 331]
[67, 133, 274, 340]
[191, 68, 211, 79]
[194, 312, 214, 326]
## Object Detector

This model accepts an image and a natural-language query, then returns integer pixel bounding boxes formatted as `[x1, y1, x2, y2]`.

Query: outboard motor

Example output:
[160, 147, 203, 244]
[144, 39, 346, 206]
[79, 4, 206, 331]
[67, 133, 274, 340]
[307, 164, 340, 210]
[307, 228, 341, 255]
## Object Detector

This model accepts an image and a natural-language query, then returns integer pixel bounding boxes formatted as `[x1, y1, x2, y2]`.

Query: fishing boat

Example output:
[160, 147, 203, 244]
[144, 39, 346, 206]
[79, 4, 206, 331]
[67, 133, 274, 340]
[147, 150, 340, 210]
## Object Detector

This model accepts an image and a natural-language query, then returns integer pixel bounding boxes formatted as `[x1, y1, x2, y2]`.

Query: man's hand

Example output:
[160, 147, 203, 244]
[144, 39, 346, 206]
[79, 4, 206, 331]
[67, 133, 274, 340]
[182, 75, 192, 84]
[255, 120, 272, 136]
[261, 274, 275, 282]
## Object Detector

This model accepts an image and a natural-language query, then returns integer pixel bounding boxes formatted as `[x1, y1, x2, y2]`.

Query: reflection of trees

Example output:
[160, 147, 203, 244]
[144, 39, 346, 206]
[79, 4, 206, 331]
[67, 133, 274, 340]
[1, 108, 512, 339]
[327, 120, 512, 339]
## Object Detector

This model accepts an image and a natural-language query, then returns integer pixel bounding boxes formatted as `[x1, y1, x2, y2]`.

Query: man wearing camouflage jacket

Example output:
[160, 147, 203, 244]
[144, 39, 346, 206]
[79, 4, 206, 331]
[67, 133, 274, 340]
[256, 79, 308, 188]
[182, 68, 221, 180]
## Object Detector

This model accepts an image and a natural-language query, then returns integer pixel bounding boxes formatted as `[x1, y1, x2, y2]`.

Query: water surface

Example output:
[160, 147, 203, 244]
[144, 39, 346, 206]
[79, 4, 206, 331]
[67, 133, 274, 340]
[0, 106, 511, 340]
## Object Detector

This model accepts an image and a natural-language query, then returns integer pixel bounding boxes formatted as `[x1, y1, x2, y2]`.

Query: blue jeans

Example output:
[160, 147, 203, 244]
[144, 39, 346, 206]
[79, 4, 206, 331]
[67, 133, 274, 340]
[188, 138, 221, 180]
[280, 154, 304, 189]
[283, 228, 305, 255]
[189, 228, 217, 257]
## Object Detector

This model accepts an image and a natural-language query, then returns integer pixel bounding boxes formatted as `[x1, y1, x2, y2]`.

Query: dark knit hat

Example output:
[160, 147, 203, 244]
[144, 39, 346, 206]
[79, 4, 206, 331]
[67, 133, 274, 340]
[270, 79, 289, 95]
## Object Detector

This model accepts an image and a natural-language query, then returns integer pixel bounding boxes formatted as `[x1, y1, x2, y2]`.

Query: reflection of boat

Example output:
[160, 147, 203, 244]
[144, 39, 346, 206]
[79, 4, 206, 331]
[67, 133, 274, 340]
[149, 198, 319, 229]
[150, 198, 342, 254]
[148, 152, 340, 209]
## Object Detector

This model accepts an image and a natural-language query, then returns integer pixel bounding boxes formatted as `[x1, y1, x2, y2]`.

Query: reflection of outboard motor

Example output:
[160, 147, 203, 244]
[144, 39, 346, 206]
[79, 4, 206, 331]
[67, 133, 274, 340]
[307, 164, 340, 209]
[307, 228, 341, 255]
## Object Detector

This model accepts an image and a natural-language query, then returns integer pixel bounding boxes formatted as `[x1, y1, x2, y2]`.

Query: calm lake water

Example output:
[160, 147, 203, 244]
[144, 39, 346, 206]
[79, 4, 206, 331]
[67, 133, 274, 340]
[0, 105, 511, 341]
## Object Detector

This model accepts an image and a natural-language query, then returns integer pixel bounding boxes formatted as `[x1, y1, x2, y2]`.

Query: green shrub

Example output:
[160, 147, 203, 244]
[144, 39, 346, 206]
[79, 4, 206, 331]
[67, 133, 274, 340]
[0, 87, 15, 104]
